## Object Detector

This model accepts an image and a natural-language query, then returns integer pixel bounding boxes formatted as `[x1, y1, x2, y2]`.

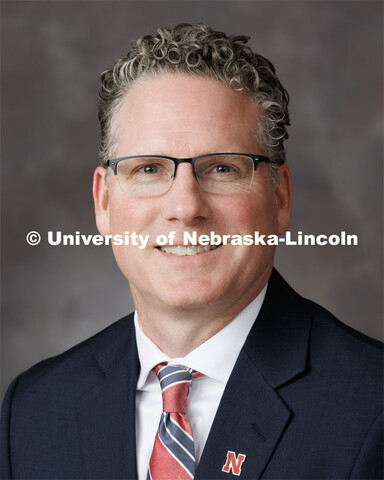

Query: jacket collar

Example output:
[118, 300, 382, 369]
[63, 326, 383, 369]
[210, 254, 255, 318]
[244, 268, 311, 389]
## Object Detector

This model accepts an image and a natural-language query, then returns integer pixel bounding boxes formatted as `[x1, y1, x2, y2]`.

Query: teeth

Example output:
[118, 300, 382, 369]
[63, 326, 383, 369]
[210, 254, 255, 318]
[159, 245, 220, 256]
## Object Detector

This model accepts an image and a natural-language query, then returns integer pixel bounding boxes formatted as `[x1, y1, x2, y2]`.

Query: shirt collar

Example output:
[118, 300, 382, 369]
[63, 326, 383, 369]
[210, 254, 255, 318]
[135, 284, 267, 390]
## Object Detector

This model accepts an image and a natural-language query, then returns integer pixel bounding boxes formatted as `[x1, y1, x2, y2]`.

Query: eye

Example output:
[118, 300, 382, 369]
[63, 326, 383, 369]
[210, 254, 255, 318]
[139, 164, 159, 174]
[211, 164, 235, 173]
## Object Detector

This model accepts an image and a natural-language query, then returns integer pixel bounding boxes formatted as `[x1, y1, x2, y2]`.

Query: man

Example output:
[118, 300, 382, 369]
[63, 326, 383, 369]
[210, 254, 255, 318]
[2, 23, 382, 479]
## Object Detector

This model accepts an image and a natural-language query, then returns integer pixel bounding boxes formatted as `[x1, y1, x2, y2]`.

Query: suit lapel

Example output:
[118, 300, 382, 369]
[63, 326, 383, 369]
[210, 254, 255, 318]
[196, 269, 312, 479]
[195, 349, 291, 479]
[78, 314, 139, 479]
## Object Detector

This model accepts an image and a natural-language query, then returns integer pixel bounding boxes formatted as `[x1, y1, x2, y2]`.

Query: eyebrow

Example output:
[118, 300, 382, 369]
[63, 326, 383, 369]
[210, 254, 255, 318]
[122, 149, 247, 157]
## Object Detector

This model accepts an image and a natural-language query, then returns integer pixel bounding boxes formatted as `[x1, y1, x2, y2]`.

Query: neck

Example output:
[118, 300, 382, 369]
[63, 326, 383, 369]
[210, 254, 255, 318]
[136, 307, 233, 357]
[131, 275, 269, 357]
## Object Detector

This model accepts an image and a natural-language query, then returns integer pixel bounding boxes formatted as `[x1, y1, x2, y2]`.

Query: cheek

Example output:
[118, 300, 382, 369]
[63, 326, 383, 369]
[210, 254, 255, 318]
[107, 193, 157, 234]
[217, 191, 278, 234]
[106, 194, 159, 278]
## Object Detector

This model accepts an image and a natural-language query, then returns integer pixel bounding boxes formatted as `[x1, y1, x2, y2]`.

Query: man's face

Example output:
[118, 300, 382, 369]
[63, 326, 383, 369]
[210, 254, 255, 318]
[94, 74, 291, 317]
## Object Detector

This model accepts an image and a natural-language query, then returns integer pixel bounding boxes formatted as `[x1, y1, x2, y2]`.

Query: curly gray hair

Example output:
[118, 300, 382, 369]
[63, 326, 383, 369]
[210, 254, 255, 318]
[98, 23, 290, 187]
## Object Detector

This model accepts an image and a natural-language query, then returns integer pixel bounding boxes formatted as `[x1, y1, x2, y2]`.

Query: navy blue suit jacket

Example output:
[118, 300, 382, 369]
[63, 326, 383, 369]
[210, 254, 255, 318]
[2, 270, 383, 479]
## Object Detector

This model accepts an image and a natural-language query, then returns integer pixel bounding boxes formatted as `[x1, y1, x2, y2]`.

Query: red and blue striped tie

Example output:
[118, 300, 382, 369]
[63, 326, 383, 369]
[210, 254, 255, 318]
[147, 363, 204, 480]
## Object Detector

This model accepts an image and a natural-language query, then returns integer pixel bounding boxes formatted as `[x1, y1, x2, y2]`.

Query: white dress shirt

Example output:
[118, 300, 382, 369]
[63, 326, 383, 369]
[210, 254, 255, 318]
[134, 285, 267, 480]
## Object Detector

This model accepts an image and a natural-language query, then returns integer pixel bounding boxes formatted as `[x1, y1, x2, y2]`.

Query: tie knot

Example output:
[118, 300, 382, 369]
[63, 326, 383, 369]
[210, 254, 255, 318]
[154, 363, 202, 414]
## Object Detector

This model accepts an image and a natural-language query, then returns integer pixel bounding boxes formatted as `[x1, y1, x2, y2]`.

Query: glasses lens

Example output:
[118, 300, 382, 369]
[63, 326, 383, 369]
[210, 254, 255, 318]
[116, 157, 174, 196]
[195, 154, 254, 194]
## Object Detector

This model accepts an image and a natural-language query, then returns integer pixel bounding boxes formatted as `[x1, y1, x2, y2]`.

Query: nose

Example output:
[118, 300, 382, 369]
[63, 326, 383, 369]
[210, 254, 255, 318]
[161, 163, 212, 226]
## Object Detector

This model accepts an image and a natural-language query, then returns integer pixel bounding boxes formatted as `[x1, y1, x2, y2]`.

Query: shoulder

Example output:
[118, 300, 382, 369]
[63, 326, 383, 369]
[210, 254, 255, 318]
[305, 298, 382, 375]
[299, 300, 383, 476]
[269, 268, 382, 373]
[260, 271, 383, 479]
[5, 313, 136, 402]
[264, 269, 382, 403]
[283, 292, 383, 425]
[1, 314, 137, 478]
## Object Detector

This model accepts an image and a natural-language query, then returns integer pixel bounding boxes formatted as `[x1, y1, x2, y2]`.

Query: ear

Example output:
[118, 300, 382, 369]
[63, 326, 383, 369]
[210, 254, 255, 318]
[93, 166, 111, 236]
[274, 164, 292, 235]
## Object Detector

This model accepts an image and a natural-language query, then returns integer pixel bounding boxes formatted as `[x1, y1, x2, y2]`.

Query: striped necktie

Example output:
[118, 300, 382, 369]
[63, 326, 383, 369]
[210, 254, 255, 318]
[147, 363, 204, 480]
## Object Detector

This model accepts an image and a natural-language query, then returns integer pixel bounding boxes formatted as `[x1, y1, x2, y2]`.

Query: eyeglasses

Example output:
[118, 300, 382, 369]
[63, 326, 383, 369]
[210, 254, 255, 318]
[106, 153, 273, 196]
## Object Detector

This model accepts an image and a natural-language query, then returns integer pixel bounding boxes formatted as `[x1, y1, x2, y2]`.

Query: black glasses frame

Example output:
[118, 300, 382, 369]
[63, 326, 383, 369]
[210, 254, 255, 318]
[106, 153, 272, 179]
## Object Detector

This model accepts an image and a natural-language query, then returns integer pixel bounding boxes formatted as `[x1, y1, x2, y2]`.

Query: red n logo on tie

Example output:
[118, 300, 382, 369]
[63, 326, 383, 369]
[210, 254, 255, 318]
[222, 450, 247, 476]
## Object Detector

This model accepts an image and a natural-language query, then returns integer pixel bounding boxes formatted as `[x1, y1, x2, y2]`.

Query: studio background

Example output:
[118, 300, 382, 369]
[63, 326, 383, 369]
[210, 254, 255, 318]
[1, 0, 383, 399]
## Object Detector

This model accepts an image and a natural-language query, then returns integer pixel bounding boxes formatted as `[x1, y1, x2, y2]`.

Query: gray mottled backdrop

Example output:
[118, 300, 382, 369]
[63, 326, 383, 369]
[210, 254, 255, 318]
[1, 0, 383, 398]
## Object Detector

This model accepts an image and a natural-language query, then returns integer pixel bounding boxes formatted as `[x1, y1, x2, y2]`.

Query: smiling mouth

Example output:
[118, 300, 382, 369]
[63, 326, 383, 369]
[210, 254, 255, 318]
[157, 245, 221, 256]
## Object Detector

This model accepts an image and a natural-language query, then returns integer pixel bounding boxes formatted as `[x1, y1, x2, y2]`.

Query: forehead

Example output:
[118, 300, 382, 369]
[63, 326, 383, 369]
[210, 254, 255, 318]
[115, 74, 262, 156]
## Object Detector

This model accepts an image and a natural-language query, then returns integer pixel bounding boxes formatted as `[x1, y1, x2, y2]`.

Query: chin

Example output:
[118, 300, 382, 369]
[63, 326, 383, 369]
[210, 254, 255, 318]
[156, 285, 225, 310]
